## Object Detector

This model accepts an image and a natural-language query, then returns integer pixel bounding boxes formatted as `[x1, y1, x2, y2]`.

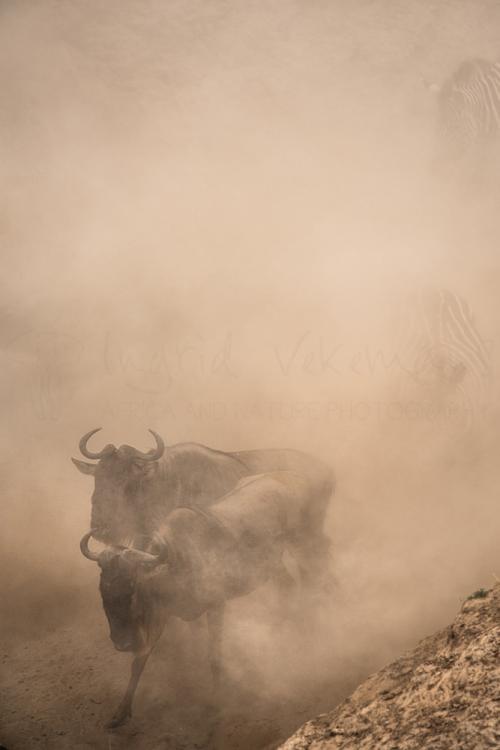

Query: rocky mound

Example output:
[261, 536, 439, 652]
[280, 584, 500, 750]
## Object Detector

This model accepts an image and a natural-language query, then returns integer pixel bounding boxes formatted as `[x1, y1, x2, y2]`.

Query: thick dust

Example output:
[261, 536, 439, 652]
[1, 1, 499, 748]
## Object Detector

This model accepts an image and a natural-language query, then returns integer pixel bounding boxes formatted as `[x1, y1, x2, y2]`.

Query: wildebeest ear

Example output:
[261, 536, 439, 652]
[71, 458, 96, 476]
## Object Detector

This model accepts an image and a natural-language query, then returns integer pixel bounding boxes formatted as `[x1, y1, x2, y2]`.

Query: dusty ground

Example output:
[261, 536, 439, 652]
[280, 583, 500, 750]
[3, 583, 497, 750]
[0, 588, 359, 750]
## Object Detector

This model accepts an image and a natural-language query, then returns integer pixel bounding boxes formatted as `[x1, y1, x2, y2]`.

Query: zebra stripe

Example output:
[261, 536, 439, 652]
[437, 58, 500, 157]
[396, 289, 491, 428]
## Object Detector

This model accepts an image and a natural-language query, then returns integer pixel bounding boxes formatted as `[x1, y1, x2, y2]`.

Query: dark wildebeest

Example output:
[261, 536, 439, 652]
[72, 428, 334, 583]
[80, 470, 326, 727]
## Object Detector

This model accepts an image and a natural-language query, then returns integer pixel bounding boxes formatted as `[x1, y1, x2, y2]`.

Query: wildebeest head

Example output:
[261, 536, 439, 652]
[72, 429, 165, 544]
[80, 530, 165, 652]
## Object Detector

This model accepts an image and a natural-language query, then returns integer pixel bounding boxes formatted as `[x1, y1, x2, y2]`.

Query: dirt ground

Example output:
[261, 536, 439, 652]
[0, 588, 358, 750]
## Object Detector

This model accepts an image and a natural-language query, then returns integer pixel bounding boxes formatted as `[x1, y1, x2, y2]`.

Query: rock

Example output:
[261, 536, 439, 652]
[279, 583, 500, 750]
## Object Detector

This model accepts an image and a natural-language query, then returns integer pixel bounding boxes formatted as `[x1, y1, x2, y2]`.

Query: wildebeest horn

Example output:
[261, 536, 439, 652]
[80, 530, 161, 567]
[121, 548, 162, 565]
[79, 428, 116, 460]
[80, 530, 101, 562]
[131, 429, 165, 461]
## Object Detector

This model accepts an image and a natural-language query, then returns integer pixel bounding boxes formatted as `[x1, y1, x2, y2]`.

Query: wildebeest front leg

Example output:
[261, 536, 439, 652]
[206, 603, 225, 688]
[107, 651, 151, 729]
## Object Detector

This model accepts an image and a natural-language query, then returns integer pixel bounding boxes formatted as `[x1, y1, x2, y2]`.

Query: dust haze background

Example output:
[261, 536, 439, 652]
[1, 0, 499, 712]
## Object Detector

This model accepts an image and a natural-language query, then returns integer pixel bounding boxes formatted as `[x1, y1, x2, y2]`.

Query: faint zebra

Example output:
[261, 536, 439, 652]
[433, 58, 500, 167]
[395, 288, 492, 430]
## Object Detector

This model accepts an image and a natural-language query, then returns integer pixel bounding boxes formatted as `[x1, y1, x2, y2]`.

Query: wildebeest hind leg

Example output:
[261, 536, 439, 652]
[107, 651, 151, 729]
[298, 486, 334, 591]
[272, 558, 298, 620]
[290, 533, 333, 594]
[206, 604, 225, 689]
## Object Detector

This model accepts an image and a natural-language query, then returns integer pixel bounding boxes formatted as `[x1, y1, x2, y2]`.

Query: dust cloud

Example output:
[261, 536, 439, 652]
[1, 0, 499, 746]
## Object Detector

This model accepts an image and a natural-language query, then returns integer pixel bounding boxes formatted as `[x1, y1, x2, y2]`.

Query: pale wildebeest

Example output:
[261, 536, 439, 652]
[80, 470, 326, 728]
[72, 429, 334, 583]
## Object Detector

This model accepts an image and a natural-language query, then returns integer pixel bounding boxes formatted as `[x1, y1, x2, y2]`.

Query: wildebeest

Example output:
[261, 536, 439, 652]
[80, 470, 327, 728]
[72, 429, 334, 579]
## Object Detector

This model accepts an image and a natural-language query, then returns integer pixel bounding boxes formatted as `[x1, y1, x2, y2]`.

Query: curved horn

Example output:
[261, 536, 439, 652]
[79, 428, 116, 460]
[80, 530, 101, 562]
[121, 548, 162, 566]
[130, 429, 165, 462]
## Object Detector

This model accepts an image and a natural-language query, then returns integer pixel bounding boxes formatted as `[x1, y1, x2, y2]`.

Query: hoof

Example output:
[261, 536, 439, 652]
[106, 711, 131, 730]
